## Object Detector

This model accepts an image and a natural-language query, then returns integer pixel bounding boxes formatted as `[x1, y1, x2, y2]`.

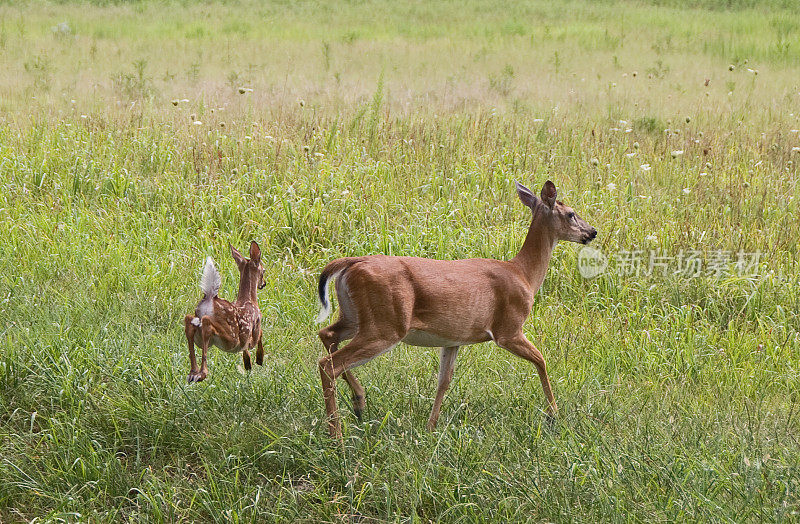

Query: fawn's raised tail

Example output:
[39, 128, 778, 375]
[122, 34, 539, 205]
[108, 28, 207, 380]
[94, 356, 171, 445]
[200, 256, 221, 299]
[316, 257, 362, 323]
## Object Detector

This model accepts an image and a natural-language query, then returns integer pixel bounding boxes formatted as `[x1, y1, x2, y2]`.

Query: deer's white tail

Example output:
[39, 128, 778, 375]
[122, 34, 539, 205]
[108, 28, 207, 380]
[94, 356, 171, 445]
[200, 256, 221, 298]
[315, 270, 337, 324]
[316, 257, 362, 324]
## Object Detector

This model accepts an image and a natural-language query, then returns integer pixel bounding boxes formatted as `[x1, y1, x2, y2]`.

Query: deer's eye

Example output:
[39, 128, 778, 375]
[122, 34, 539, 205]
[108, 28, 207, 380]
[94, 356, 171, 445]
[567, 212, 576, 220]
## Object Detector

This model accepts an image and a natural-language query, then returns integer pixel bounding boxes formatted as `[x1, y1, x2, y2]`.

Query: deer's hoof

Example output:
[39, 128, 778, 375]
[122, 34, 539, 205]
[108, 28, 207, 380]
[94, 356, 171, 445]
[352, 394, 365, 421]
[187, 370, 208, 383]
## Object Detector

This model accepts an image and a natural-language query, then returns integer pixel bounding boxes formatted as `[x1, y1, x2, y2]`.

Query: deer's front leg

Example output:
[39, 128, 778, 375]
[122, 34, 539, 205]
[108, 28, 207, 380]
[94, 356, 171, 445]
[496, 333, 557, 421]
[184, 316, 200, 383]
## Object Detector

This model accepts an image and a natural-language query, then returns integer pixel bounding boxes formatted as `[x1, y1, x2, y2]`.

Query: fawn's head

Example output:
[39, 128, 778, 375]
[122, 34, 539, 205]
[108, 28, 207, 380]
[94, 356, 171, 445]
[230, 241, 267, 292]
[516, 180, 597, 244]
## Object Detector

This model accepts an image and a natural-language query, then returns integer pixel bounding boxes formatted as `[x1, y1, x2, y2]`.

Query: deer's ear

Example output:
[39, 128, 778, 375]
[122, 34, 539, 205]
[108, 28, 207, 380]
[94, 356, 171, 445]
[540, 180, 557, 209]
[516, 181, 540, 210]
[249, 240, 261, 264]
[230, 244, 246, 267]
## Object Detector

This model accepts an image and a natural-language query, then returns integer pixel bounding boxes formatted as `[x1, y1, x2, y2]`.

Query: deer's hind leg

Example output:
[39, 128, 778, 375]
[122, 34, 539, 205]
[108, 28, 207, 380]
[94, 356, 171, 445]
[318, 333, 401, 439]
[427, 345, 459, 431]
[319, 319, 366, 419]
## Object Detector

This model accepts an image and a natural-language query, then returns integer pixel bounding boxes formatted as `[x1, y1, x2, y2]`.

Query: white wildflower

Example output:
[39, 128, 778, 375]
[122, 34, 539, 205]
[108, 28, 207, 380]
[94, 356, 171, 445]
[640, 163, 651, 171]
[671, 150, 684, 158]
[52, 22, 71, 36]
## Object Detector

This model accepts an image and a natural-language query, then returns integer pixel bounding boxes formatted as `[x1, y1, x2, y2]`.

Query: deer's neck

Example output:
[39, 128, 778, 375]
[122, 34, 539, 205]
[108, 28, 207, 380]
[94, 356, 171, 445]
[511, 210, 557, 295]
[235, 272, 259, 304]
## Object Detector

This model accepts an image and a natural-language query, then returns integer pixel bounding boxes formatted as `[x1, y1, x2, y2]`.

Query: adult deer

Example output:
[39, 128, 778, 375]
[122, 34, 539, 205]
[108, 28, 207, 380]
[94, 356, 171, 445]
[316, 181, 596, 439]
[184, 241, 266, 383]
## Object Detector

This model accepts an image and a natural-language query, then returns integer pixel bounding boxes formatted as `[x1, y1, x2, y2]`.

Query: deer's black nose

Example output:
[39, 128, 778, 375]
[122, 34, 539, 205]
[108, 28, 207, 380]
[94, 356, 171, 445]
[589, 228, 597, 240]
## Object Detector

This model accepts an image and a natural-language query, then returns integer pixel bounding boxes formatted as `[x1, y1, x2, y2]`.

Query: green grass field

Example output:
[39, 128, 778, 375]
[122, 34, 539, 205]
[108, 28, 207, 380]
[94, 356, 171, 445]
[1, 0, 800, 521]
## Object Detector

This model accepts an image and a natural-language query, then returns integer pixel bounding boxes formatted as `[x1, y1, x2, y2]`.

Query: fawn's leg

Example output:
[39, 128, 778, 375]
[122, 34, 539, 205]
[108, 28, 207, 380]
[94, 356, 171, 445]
[184, 316, 200, 383]
[427, 346, 459, 431]
[256, 335, 264, 366]
[190, 316, 239, 383]
[242, 348, 252, 371]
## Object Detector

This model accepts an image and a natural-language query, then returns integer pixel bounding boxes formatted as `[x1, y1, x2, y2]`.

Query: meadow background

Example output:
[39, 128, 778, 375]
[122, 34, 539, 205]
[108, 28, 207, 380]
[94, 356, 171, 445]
[1, 0, 799, 521]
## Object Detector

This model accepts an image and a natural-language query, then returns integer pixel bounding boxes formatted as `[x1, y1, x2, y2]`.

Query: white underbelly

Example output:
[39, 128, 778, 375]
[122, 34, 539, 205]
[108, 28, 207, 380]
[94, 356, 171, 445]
[402, 329, 466, 348]
[193, 332, 242, 353]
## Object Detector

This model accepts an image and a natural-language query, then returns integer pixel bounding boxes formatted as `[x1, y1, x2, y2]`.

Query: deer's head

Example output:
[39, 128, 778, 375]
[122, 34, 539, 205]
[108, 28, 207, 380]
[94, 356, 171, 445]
[231, 241, 267, 291]
[516, 180, 597, 245]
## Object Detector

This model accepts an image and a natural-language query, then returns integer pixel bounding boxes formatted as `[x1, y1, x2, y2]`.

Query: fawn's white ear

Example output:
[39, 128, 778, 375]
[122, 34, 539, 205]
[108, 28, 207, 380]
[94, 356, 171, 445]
[249, 241, 261, 264]
[516, 181, 540, 210]
[540, 180, 557, 209]
[230, 244, 246, 267]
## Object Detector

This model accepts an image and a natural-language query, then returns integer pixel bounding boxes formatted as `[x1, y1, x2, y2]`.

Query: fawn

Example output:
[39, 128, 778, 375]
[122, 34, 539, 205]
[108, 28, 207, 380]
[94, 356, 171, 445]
[184, 241, 266, 383]
[315, 181, 597, 438]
